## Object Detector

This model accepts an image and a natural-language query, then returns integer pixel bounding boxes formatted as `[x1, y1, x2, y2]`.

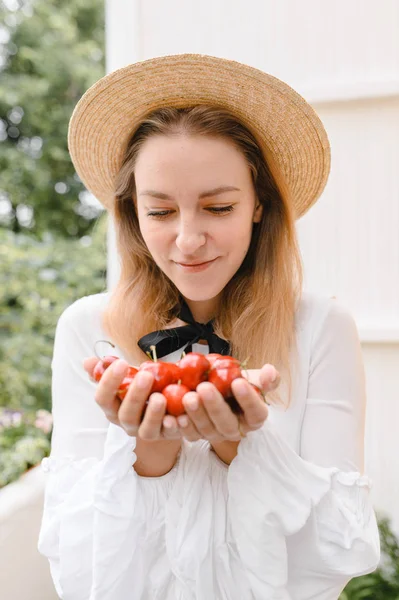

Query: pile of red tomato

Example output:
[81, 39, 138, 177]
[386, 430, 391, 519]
[93, 351, 262, 417]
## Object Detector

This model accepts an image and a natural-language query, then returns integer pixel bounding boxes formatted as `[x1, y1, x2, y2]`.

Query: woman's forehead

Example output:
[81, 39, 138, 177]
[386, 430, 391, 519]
[134, 134, 253, 187]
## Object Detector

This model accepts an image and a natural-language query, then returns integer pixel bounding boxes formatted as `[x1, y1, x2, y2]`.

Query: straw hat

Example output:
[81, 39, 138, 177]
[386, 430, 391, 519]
[68, 53, 331, 219]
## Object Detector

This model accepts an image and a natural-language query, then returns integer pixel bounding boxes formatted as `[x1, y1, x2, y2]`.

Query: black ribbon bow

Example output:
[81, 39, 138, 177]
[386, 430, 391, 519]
[137, 299, 231, 358]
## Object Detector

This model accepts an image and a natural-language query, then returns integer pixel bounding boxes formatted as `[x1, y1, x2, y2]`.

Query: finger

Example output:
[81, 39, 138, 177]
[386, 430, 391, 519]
[94, 359, 129, 425]
[182, 391, 222, 442]
[241, 367, 278, 391]
[176, 413, 202, 442]
[83, 357, 100, 381]
[231, 378, 268, 429]
[259, 364, 280, 393]
[240, 368, 259, 384]
[196, 382, 241, 441]
[118, 370, 155, 436]
[161, 414, 182, 440]
[137, 393, 167, 440]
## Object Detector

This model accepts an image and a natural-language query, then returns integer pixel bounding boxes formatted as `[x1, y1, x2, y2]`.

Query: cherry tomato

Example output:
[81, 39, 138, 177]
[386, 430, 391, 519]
[139, 361, 179, 393]
[208, 358, 242, 397]
[117, 375, 136, 400]
[166, 363, 181, 384]
[127, 366, 139, 378]
[162, 383, 190, 417]
[178, 353, 210, 389]
[205, 353, 224, 368]
[211, 356, 241, 369]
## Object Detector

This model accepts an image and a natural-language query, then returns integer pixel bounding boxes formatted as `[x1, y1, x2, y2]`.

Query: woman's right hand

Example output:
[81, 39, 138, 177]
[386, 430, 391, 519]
[83, 357, 182, 441]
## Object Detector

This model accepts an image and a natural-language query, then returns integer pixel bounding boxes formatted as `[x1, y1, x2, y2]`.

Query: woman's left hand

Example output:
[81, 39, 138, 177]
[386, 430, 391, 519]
[162, 363, 280, 442]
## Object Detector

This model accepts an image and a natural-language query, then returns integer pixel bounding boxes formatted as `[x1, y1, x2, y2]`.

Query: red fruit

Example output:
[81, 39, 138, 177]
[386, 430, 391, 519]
[93, 355, 119, 382]
[208, 358, 243, 398]
[211, 356, 241, 369]
[205, 353, 224, 368]
[139, 361, 179, 393]
[178, 353, 210, 389]
[117, 375, 136, 400]
[162, 383, 190, 417]
[127, 366, 139, 378]
[166, 363, 181, 384]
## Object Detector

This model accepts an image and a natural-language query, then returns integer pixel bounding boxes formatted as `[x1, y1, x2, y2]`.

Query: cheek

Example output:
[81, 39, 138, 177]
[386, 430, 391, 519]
[138, 217, 169, 254]
[144, 230, 169, 257]
[218, 216, 253, 253]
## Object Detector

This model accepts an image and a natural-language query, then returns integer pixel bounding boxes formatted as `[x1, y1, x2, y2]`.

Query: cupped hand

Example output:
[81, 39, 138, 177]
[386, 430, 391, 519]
[83, 357, 182, 441]
[174, 363, 280, 443]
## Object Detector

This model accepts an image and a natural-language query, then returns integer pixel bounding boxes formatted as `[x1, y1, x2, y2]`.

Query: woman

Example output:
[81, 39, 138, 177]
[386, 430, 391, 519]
[38, 55, 380, 599]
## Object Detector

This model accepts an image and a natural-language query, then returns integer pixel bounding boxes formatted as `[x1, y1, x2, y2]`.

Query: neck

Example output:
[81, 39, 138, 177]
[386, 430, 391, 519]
[183, 295, 221, 323]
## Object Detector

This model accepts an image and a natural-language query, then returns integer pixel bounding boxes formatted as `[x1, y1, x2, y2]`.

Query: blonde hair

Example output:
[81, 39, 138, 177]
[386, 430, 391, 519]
[102, 106, 303, 407]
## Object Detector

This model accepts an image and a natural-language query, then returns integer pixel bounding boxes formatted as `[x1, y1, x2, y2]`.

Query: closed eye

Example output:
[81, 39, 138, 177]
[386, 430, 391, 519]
[206, 205, 234, 214]
[146, 205, 234, 219]
[146, 210, 172, 218]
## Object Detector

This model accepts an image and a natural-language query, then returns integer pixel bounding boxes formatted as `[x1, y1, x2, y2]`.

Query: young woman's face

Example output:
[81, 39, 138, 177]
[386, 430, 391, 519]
[134, 134, 262, 318]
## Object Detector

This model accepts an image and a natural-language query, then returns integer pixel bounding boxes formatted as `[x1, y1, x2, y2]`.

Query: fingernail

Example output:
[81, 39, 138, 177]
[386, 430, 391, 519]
[178, 415, 189, 427]
[136, 372, 152, 389]
[186, 397, 198, 411]
[265, 365, 277, 382]
[233, 379, 247, 395]
[152, 397, 165, 412]
[200, 387, 213, 402]
[113, 360, 128, 376]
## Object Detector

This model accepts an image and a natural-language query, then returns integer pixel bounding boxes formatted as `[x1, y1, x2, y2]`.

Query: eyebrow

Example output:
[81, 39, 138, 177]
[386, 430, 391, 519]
[139, 186, 241, 200]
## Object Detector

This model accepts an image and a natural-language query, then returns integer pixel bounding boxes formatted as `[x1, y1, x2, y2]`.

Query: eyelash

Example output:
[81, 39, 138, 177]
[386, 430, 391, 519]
[147, 206, 235, 219]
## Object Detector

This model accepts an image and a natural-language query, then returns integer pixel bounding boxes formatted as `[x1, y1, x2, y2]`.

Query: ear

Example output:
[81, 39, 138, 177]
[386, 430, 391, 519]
[253, 200, 263, 223]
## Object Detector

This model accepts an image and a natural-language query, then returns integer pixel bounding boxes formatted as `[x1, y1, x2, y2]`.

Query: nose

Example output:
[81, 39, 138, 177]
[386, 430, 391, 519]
[175, 218, 206, 255]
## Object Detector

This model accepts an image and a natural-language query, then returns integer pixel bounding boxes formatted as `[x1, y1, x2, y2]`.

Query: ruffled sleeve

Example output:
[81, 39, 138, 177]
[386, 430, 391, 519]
[38, 296, 222, 600]
[39, 429, 222, 600]
[227, 298, 381, 600]
[38, 425, 179, 600]
[37, 297, 180, 599]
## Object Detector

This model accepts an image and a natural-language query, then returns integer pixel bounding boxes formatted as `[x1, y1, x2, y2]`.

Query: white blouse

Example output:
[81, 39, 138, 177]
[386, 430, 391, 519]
[38, 291, 380, 600]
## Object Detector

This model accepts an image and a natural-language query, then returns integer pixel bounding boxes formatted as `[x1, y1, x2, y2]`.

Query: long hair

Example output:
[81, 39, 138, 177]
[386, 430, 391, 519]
[102, 106, 303, 407]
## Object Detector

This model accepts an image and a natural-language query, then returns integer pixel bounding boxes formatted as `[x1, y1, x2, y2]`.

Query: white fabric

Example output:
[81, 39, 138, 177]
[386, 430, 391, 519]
[37, 291, 380, 599]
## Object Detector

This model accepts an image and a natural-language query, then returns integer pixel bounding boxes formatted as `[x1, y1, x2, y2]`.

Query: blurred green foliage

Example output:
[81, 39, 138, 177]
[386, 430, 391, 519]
[339, 516, 399, 599]
[0, 407, 52, 487]
[0, 0, 107, 413]
[0, 214, 107, 413]
[0, 0, 105, 238]
[0, 0, 109, 489]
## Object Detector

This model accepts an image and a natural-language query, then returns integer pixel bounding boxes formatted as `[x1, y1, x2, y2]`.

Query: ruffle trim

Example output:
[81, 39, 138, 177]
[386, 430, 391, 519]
[39, 425, 181, 599]
[227, 420, 378, 597]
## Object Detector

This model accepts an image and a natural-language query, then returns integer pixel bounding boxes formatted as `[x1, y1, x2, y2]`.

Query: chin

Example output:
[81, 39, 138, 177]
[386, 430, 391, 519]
[175, 283, 224, 303]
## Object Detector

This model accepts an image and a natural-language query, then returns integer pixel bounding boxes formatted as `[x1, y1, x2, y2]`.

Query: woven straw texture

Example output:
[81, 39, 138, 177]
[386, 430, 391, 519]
[68, 54, 331, 219]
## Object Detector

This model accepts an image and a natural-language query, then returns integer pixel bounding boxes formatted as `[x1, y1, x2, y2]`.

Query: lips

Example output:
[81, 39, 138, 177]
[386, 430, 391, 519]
[174, 258, 216, 267]
[173, 257, 218, 272]
[178, 259, 214, 266]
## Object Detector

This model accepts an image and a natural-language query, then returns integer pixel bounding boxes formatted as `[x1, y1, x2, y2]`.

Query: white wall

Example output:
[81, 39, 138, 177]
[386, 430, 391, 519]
[105, 0, 399, 530]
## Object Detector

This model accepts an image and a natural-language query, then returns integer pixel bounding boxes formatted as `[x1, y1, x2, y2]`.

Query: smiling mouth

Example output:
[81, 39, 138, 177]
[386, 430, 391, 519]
[176, 258, 217, 266]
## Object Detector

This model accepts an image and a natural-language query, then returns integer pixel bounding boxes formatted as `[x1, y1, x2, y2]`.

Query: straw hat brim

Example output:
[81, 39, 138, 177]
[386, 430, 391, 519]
[68, 54, 331, 219]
